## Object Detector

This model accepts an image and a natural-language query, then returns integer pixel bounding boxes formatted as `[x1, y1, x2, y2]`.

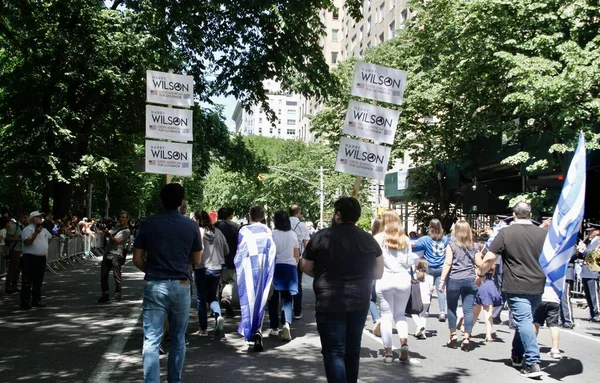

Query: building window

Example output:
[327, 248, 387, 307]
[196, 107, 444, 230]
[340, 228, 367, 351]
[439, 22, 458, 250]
[367, 41, 372, 48]
[365, 0, 371, 9]
[379, 32, 384, 43]
[359, 26, 363, 40]
[287, 129, 296, 135]
[269, 127, 273, 134]
[401, 8, 408, 22]
[332, 29, 339, 42]
[390, 0, 395, 10]
[287, 109, 297, 115]
[367, 17, 372, 33]
[331, 51, 338, 64]
[379, 2, 385, 23]
[286, 101, 297, 106]
[287, 119, 296, 125]
[332, 7, 339, 20]
[389, 20, 396, 38]
[258, 128, 262, 134]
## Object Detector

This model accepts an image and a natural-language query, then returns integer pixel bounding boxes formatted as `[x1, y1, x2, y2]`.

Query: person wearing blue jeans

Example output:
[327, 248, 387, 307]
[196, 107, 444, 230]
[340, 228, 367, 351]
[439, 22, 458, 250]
[507, 294, 542, 365]
[142, 280, 191, 383]
[194, 268, 223, 335]
[428, 266, 446, 319]
[133, 183, 203, 383]
[480, 202, 546, 379]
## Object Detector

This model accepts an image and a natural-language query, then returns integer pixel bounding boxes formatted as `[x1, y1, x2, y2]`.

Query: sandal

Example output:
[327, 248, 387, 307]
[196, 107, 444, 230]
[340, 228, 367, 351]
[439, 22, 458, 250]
[460, 338, 471, 352]
[485, 337, 494, 343]
[446, 333, 458, 349]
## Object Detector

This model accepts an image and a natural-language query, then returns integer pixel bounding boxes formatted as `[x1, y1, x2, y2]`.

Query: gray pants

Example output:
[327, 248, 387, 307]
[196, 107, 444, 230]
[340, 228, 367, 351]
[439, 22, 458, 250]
[221, 268, 237, 305]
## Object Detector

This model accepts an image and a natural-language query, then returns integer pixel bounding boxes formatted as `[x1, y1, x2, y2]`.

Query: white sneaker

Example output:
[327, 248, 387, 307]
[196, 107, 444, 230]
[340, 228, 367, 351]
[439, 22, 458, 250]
[216, 316, 224, 332]
[547, 350, 562, 360]
[282, 322, 292, 341]
[270, 329, 279, 337]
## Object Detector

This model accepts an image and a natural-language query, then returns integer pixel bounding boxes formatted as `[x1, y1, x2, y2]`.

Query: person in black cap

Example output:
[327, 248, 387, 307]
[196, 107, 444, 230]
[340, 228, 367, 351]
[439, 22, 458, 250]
[576, 223, 600, 322]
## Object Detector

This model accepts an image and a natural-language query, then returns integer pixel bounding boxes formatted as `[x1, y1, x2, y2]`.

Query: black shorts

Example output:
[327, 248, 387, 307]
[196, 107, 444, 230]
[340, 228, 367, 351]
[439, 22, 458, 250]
[533, 301, 560, 327]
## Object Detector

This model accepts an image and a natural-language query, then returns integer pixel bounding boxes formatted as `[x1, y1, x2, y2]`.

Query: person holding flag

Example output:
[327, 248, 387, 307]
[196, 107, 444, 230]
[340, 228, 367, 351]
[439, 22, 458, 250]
[234, 205, 277, 352]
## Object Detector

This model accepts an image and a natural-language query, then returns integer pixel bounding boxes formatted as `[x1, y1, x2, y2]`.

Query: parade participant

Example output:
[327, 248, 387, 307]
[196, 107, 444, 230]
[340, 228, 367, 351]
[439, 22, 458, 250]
[560, 249, 578, 329]
[302, 197, 383, 382]
[267, 210, 299, 341]
[289, 204, 310, 320]
[234, 205, 277, 352]
[533, 284, 563, 359]
[97, 211, 131, 303]
[4, 213, 28, 295]
[214, 207, 239, 317]
[20, 211, 53, 309]
[479, 202, 546, 379]
[413, 218, 450, 321]
[412, 258, 434, 340]
[439, 220, 478, 351]
[133, 183, 203, 383]
[576, 223, 600, 322]
[194, 210, 229, 336]
[472, 262, 503, 343]
[370, 218, 382, 337]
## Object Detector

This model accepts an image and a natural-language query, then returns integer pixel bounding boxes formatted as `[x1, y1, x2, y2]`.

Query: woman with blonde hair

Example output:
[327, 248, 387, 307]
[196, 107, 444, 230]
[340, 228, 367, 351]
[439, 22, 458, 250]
[375, 209, 413, 363]
[413, 218, 450, 321]
[438, 220, 478, 351]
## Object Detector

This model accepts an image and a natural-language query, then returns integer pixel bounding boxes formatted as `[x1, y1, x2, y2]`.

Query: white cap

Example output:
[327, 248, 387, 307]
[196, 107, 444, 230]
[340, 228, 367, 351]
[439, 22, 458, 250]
[29, 211, 44, 219]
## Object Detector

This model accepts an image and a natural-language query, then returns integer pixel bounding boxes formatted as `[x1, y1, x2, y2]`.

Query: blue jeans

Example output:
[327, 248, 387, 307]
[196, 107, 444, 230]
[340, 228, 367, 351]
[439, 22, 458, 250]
[507, 294, 541, 366]
[429, 267, 446, 314]
[316, 310, 367, 383]
[446, 278, 478, 332]
[194, 268, 222, 330]
[142, 280, 191, 383]
[268, 290, 293, 329]
[369, 282, 380, 322]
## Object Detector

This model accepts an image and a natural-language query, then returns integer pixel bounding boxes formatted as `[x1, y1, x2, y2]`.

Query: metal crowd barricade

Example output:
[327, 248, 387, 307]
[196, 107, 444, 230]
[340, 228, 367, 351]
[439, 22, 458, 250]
[43, 231, 108, 273]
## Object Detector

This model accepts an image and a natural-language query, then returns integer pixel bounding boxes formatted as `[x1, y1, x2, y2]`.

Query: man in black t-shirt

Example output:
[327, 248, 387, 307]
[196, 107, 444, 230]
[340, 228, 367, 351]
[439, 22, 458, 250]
[479, 202, 546, 379]
[214, 207, 239, 316]
[302, 197, 383, 383]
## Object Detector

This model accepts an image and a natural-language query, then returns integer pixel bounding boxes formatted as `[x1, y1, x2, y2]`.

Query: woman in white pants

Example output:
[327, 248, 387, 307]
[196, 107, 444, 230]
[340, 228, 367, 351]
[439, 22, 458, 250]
[375, 209, 413, 363]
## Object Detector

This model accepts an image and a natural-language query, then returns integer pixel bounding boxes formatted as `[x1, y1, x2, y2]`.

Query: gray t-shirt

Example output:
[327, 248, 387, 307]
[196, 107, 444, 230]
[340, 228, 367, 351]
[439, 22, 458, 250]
[106, 226, 131, 257]
[6, 221, 23, 252]
[448, 242, 476, 280]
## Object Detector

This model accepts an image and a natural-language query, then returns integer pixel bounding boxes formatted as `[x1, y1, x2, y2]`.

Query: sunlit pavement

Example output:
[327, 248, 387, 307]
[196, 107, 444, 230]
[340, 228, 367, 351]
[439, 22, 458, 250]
[1, 260, 600, 382]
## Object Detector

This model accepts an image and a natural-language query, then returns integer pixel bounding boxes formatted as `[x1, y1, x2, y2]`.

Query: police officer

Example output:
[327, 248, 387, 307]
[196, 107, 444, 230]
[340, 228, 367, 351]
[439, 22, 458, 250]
[576, 223, 600, 323]
[559, 249, 578, 328]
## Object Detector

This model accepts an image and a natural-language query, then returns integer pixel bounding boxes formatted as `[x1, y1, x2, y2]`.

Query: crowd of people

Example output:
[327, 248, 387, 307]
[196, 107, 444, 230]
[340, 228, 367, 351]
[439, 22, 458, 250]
[3, 187, 600, 383]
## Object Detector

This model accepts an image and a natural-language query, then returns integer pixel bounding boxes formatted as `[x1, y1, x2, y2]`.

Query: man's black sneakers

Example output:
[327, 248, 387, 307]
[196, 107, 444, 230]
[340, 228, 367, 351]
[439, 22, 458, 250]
[32, 302, 48, 308]
[97, 295, 109, 304]
[511, 356, 523, 367]
[520, 363, 543, 379]
[253, 331, 264, 352]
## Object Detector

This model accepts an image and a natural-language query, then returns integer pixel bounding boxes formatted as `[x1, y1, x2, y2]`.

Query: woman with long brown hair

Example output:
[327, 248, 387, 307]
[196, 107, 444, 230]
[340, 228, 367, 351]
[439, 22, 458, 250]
[438, 220, 478, 351]
[375, 209, 413, 363]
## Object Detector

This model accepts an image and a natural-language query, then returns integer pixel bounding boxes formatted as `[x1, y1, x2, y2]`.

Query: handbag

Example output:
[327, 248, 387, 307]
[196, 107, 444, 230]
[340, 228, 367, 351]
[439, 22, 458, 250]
[405, 268, 424, 315]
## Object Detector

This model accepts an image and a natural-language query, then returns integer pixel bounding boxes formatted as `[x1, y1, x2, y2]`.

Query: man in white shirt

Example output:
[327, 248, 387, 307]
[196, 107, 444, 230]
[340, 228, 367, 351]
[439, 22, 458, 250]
[4, 214, 29, 294]
[20, 211, 53, 310]
[289, 204, 310, 319]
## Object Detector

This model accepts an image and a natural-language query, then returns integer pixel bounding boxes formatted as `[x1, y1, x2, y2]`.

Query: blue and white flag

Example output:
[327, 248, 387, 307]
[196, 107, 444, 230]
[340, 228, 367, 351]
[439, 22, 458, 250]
[539, 132, 586, 298]
[234, 223, 277, 341]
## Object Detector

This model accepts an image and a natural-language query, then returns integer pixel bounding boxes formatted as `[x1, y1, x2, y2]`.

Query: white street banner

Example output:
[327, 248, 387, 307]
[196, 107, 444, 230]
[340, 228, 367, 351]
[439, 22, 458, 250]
[335, 137, 391, 181]
[343, 100, 399, 144]
[146, 70, 194, 107]
[398, 169, 408, 190]
[350, 62, 407, 105]
[145, 140, 193, 177]
[146, 105, 193, 143]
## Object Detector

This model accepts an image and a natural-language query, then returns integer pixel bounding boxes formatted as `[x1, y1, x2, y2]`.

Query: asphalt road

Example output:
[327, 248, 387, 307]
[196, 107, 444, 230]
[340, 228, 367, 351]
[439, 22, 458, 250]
[1, 258, 600, 382]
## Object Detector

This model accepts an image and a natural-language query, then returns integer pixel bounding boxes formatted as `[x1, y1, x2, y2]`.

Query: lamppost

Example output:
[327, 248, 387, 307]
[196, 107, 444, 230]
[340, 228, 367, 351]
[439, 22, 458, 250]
[269, 166, 325, 229]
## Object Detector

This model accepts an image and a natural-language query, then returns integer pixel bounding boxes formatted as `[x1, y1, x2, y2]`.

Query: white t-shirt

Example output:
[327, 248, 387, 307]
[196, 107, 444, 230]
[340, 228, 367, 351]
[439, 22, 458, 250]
[541, 284, 560, 304]
[272, 229, 299, 266]
[21, 224, 52, 256]
[290, 216, 310, 254]
[420, 275, 434, 304]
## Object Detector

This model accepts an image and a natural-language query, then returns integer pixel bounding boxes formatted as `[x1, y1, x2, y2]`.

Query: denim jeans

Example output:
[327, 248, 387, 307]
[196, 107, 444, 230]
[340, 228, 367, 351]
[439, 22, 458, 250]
[294, 263, 303, 316]
[142, 280, 191, 383]
[316, 310, 367, 383]
[369, 282, 380, 322]
[268, 290, 293, 329]
[446, 278, 478, 332]
[507, 294, 542, 366]
[428, 267, 446, 314]
[194, 268, 222, 330]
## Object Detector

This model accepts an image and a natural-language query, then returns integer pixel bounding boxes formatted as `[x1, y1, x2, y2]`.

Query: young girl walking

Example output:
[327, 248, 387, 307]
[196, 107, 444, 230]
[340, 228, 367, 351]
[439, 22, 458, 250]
[412, 259, 434, 339]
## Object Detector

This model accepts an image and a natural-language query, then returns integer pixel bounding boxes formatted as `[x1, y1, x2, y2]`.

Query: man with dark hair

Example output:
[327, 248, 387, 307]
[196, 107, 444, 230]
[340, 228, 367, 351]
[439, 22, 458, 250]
[98, 211, 131, 303]
[479, 201, 546, 379]
[133, 183, 203, 383]
[4, 213, 28, 295]
[301, 197, 383, 383]
[234, 205, 276, 352]
[289, 204, 310, 319]
[215, 207, 239, 316]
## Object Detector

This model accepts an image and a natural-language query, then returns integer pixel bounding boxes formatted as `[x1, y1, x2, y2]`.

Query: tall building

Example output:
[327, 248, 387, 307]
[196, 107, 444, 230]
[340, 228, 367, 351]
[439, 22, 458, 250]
[232, 80, 304, 140]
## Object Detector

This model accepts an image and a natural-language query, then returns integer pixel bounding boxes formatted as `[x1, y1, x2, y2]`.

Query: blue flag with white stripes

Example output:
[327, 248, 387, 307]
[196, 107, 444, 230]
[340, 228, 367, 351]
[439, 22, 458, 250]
[234, 223, 277, 341]
[539, 132, 586, 298]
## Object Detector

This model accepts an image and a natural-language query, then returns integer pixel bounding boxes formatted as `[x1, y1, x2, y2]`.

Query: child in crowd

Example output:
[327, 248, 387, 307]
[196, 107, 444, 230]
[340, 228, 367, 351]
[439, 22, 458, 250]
[472, 262, 503, 342]
[533, 283, 563, 359]
[412, 258, 434, 339]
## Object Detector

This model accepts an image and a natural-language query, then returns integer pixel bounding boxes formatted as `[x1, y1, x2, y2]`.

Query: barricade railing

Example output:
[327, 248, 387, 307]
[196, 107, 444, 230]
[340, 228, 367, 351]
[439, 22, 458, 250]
[45, 233, 106, 273]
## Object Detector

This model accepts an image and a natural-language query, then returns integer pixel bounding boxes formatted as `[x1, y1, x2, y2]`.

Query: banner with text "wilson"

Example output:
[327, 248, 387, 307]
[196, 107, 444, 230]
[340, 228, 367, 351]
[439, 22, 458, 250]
[335, 137, 391, 181]
[343, 100, 399, 145]
[146, 105, 193, 143]
[145, 140, 193, 177]
[146, 70, 194, 107]
[350, 62, 407, 105]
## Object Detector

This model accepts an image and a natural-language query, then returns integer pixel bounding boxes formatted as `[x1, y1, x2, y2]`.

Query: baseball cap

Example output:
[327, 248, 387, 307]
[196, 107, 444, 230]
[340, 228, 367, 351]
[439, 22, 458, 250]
[497, 214, 541, 226]
[29, 211, 44, 219]
[585, 223, 600, 231]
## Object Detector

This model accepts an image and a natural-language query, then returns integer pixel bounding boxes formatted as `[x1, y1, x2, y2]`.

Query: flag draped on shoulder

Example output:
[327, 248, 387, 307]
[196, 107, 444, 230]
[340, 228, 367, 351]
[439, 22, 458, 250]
[539, 132, 587, 298]
[234, 223, 277, 341]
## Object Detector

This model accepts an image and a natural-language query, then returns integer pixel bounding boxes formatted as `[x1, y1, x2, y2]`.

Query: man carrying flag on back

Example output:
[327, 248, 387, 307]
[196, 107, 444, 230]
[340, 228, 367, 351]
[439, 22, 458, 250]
[234, 205, 277, 352]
